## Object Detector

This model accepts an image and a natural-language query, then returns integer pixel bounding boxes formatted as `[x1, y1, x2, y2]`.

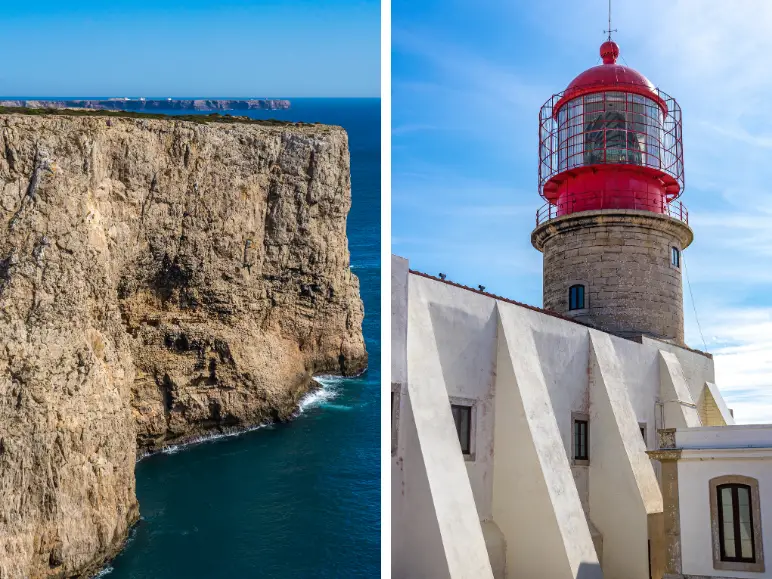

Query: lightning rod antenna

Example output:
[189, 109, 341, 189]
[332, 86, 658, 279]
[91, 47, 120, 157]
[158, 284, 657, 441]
[604, 0, 617, 41]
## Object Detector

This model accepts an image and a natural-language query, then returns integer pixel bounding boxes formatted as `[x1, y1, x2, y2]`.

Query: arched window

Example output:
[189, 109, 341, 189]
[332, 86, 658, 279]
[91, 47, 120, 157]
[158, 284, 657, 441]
[568, 284, 585, 311]
[710, 475, 764, 572]
[718, 483, 755, 562]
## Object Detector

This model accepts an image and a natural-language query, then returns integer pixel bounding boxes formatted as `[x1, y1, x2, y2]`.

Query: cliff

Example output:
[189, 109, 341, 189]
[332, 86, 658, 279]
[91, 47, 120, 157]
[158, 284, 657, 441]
[0, 99, 291, 111]
[0, 111, 366, 578]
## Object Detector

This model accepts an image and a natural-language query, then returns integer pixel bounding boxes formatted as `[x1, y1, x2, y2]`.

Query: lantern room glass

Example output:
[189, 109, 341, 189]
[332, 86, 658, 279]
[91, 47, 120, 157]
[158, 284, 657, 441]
[556, 91, 664, 173]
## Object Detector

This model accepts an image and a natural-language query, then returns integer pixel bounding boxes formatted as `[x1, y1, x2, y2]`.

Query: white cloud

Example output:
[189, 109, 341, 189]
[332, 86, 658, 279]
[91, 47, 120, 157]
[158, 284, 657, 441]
[392, 123, 446, 137]
[691, 307, 772, 424]
[697, 121, 772, 151]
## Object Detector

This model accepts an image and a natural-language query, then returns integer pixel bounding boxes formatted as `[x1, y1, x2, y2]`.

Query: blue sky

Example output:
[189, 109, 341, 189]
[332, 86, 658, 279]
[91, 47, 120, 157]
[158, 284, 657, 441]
[392, 0, 772, 423]
[0, 0, 380, 97]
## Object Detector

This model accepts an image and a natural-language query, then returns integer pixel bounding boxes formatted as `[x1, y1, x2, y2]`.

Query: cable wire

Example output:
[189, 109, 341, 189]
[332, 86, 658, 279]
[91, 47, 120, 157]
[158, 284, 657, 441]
[683, 253, 708, 352]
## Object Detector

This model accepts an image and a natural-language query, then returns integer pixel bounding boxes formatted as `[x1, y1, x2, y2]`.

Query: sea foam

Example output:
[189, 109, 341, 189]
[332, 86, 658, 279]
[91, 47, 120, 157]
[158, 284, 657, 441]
[91, 566, 114, 578]
[297, 375, 343, 412]
[158, 422, 269, 456]
[139, 376, 347, 460]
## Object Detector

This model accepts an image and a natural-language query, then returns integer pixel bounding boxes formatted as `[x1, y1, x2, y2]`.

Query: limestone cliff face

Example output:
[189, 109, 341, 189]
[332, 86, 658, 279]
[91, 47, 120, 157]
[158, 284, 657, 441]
[0, 112, 366, 578]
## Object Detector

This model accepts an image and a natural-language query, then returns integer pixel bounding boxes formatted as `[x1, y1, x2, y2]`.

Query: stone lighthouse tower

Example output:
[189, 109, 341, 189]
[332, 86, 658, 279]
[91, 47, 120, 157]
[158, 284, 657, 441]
[531, 39, 692, 344]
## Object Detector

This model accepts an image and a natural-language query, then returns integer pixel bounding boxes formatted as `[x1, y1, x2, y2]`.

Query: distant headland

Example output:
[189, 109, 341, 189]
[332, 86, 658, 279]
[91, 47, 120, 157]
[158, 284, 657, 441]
[0, 98, 291, 111]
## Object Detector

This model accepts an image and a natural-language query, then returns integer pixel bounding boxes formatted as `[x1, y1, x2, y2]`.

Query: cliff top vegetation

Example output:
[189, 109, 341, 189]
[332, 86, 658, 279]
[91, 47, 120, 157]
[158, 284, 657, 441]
[0, 106, 325, 129]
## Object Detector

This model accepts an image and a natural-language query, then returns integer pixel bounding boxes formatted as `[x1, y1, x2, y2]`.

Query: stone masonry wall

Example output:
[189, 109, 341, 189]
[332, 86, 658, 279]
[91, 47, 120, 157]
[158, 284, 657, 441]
[531, 210, 693, 343]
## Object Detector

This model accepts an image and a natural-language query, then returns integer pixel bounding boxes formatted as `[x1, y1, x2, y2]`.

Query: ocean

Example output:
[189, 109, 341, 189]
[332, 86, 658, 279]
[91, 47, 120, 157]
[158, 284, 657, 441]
[89, 98, 381, 578]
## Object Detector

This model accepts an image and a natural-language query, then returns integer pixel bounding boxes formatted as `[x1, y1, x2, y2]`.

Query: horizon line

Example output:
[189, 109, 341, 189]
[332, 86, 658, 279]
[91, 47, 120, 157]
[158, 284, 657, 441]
[0, 95, 382, 99]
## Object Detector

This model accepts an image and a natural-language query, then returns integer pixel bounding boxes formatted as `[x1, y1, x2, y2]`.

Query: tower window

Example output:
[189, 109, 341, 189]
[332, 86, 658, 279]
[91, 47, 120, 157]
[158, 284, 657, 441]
[569, 284, 585, 311]
[671, 246, 680, 268]
[451, 404, 472, 455]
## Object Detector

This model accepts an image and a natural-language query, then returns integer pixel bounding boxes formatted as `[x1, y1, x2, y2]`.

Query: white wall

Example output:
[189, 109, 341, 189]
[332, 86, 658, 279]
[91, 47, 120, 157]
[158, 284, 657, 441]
[659, 350, 702, 429]
[611, 337, 665, 448]
[396, 268, 719, 526]
[403, 271, 495, 578]
[643, 337, 715, 409]
[677, 425, 772, 449]
[395, 392, 452, 579]
[403, 274, 498, 520]
[391, 258, 731, 579]
[679, 455, 772, 578]
[391, 255, 408, 385]
[589, 330, 663, 579]
[494, 303, 602, 579]
[391, 255, 409, 574]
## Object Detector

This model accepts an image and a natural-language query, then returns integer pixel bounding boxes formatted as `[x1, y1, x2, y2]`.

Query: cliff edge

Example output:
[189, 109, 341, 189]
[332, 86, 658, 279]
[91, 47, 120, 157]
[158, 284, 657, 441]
[0, 112, 366, 578]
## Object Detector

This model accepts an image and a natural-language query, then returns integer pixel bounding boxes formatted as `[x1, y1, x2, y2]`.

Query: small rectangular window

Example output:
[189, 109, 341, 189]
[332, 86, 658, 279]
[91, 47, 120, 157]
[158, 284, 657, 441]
[574, 419, 589, 460]
[569, 284, 585, 311]
[451, 404, 472, 455]
[671, 246, 680, 268]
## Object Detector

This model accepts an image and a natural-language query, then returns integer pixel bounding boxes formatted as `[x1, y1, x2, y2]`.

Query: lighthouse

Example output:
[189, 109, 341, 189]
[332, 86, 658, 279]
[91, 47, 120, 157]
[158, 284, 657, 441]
[532, 39, 692, 344]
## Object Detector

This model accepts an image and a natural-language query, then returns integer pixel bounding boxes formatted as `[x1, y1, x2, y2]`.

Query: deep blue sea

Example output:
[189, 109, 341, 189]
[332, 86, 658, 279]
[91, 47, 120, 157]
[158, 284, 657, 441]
[77, 98, 381, 578]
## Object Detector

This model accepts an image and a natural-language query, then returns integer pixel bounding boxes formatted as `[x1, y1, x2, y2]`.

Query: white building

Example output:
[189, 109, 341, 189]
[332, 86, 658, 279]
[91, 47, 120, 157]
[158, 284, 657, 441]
[392, 255, 737, 579]
[651, 427, 772, 579]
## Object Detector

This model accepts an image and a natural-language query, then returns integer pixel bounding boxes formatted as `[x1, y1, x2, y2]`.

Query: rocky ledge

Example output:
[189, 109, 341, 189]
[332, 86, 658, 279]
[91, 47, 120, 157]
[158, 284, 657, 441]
[0, 111, 366, 578]
[0, 99, 291, 111]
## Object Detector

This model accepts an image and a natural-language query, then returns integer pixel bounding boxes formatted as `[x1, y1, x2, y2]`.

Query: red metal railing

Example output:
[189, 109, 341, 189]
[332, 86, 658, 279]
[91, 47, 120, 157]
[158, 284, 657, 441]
[535, 191, 688, 227]
[539, 88, 684, 200]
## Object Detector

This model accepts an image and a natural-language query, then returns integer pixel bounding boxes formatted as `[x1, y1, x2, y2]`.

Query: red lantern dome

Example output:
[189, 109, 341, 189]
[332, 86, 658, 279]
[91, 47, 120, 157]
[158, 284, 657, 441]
[555, 41, 666, 115]
[536, 41, 686, 225]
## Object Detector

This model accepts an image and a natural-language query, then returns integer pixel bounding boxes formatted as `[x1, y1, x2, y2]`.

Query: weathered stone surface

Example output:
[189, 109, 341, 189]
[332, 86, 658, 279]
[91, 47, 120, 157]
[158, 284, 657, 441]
[532, 210, 693, 343]
[0, 112, 365, 578]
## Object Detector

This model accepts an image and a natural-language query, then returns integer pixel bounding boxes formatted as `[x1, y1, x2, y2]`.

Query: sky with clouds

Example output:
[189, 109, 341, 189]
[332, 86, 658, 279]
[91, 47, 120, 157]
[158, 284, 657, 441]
[392, 0, 772, 423]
